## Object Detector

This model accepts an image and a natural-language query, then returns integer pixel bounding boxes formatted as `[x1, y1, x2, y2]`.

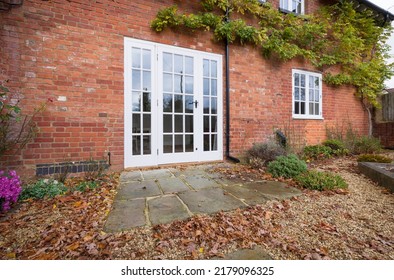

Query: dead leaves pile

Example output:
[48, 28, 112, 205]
[0, 174, 120, 260]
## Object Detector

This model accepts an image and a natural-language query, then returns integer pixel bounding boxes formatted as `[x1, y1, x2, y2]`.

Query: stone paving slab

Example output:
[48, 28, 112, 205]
[178, 187, 245, 214]
[120, 171, 142, 182]
[104, 199, 146, 232]
[148, 195, 190, 225]
[157, 177, 191, 194]
[116, 180, 162, 200]
[182, 174, 221, 190]
[219, 247, 273, 260]
[243, 181, 302, 200]
[142, 169, 173, 180]
[222, 184, 271, 206]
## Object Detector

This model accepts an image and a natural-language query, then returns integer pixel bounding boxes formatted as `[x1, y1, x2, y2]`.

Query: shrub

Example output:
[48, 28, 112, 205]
[357, 154, 392, 163]
[0, 170, 22, 212]
[303, 145, 333, 160]
[74, 181, 99, 192]
[295, 170, 348, 191]
[20, 179, 67, 200]
[246, 141, 287, 168]
[267, 154, 307, 179]
[353, 136, 382, 154]
[322, 139, 349, 156]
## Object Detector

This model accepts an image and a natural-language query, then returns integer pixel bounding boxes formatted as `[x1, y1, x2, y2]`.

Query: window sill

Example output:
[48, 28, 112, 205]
[292, 115, 324, 120]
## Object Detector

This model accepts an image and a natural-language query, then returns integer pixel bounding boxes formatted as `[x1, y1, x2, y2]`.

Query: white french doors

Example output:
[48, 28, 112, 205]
[124, 38, 223, 168]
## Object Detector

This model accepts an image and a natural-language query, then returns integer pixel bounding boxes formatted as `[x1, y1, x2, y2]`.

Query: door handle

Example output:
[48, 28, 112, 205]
[189, 100, 198, 108]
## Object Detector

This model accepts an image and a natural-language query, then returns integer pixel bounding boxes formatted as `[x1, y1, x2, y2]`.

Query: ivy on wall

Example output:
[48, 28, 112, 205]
[151, 0, 393, 108]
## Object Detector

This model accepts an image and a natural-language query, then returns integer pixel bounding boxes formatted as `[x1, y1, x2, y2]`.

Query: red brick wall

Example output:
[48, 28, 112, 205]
[0, 0, 368, 175]
[373, 123, 394, 148]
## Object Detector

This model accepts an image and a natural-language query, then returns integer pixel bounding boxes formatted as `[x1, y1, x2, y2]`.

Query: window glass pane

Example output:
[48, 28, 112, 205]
[211, 61, 217, 78]
[143, 71, 151, 91]
[174, 54, 183, 74]
[143, 92, 151, 112]
[315, 90, 319, 102]
[132, 48, 141, 68]
[211, 134, 217, 151]
[174, 74, 182, 93]
[174, 94, 183, 113]
[163, 135, 172, 153]
[185, 56, 193, 75]
[185, 135, 193, 152]
[301, 88, 305, 101]
[204, 134, 210, 151]
[185, 95, 194, 113]
[163, 114, 172, 133]
[163, 73, 173, 92]
[132, 69, 141, 90]
[185, 115, 193, 132]
[143, 135, 151, 155]
[132, 136, 141, 155]
[301, 102, 305, 114]
[203, 59, 210, 77]
[143, 114, 151, 133]
[175, 115, 183, 132]
[211, 116, 217, 132]
[315, 103, 319, 115]
[142, 49, 151, 70]
[309, 75, 314, 89]
[163, 94, 173, 112]
[211, 97, 217, 114]
[294, 88, 299, 100]
[309, 103, 314, 115]
[132, 114, 141, 133]
[294, 73, 299, 86]
[175, 135, 183, 153]
[211, 79, 217, 96]
[300, 74, 305, 87]
[204, 116, 210, 132]
[204, 97, 210, 114]
[203, 78, 210, 95]
[185, 76, 193, 94]
[132, 91, 141, 112]
[295, 101, 299, 114]
[315, 76, 319, 87]
[163, 52, 172, 72]
[309, 89, 314, 101]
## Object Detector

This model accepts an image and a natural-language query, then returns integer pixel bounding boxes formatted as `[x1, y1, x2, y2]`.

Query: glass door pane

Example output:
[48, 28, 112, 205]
[203, 59, 218, 151]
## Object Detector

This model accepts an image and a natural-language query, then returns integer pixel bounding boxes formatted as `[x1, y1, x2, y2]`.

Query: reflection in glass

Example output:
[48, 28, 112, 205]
[132, 135, 141, 155]
[174, 74, 182, 93]
[143, 71, 151, 91]
[163, 94, 173, 112]
[211, 134, 217, 151]
[185, 76, 193, 94]
[143, 92, 151, 112]
[175, 115, 183, 132]
[185, 56, 193, 75]
[174, 54, 183, 74]
[143, 114, 151, 133]
[185, 135, 193, 152]
[142, 49, 151, 70]
[203, 78, 209, 95]
[204, 116, 209, 132]
[211, 97, 217, 114]
[163, 114, 172, 133]
[211, 116, 217, 132]
[203, 59, 209, 77]
[185, 115, 193, 133]
[132, 70, 141, 90]
[185, 95, 194, 113]
[163, 73, 173, 92]
[174, 95, 183, 113]
[143, 135, 151, 155]
[132, 91, 141, 112]
[204, 135, 209, 151]
[175, 135, 183, 153]
[132, 114, 141, 133]
[203, 97, 209, 114]
[163, 52, 172, 72]
[211, 61, 217, 78]
[211, 79, 217, 96]
[163, 135, 172, 153]
[132, 48, 141, 68]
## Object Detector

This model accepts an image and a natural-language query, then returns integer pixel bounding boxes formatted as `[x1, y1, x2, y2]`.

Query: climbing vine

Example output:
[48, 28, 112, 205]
[151, 0, 393, 108]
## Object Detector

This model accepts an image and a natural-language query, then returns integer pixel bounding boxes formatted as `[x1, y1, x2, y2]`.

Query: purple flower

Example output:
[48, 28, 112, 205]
[0, 170, 22, 212]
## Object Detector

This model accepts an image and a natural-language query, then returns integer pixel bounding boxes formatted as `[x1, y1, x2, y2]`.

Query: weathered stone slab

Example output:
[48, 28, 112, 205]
[182, 175, 221, 190]
[358, 162, 394, 193]
[157, 177, 190, 194]
[222, 184, 271, 205]
[148, 196, 190, 225]
[120, 171, 142, 182]
[116, 180, 162, 200]
[142, 169, 173, 180]
[220, 247, 273, 260]
[104, 199, 146, 232]
[243, 181, 302, 200]
[178, 188, 245, 214]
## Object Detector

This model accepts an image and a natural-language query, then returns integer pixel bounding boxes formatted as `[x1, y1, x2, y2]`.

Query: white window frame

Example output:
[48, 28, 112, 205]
[280, 0, 305, 15]
[292, 69, 323, 120]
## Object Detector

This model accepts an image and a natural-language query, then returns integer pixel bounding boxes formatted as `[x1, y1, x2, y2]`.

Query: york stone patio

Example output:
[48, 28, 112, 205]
[104, 164, 302, 232]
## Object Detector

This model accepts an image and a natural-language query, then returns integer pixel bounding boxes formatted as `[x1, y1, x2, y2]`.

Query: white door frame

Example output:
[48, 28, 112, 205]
[124, 37, 223, 168]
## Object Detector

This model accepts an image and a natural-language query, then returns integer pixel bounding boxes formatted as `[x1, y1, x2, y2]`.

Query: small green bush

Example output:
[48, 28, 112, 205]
[267, 154, 307, 179]
[74, 181, 99, 192]
[303, 145, 333, 160]
[322, 139, 349, 156]
[246, 141, 287, 168]
[20, 179, 67, 200]
[353, 136, 382, 154]
[295, 170, 348, 191]
[357, 154, 392, 163]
